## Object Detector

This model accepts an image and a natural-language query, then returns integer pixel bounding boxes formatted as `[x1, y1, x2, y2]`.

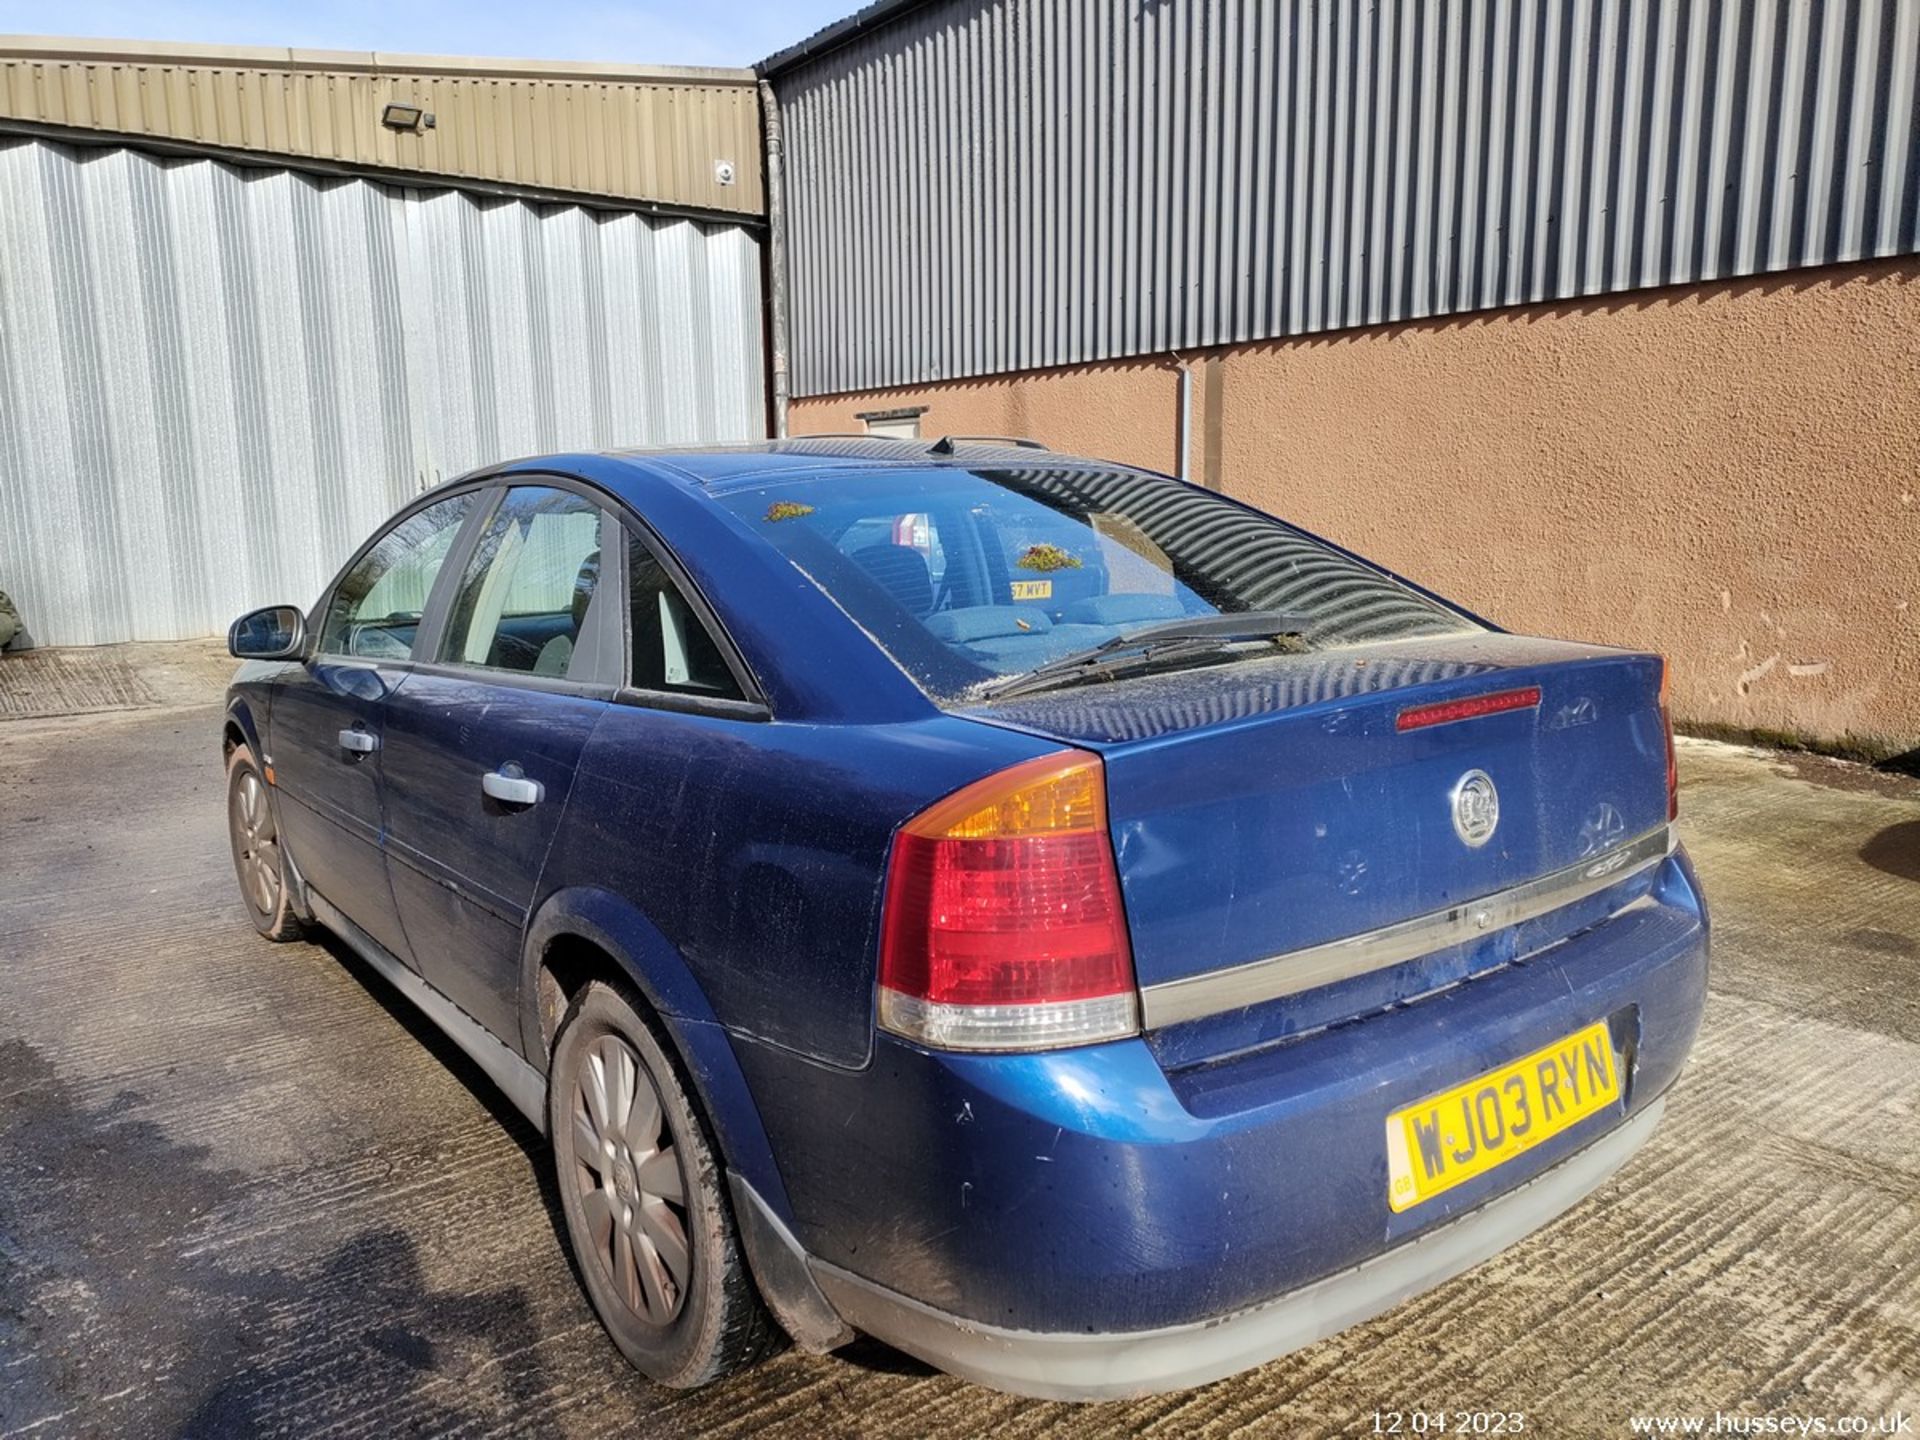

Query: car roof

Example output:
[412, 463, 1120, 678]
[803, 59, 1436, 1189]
[592, 437, 1122, 494]
[447, 438, 1142, 514]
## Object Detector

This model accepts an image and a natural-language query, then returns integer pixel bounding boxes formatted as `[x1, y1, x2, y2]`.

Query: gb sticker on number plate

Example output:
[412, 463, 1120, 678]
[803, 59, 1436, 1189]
[1384, 1020, 1620, 1212]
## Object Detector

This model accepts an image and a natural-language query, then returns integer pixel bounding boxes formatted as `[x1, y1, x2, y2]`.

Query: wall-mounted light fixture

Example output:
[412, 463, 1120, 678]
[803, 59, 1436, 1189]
[381, 102, 434, 133]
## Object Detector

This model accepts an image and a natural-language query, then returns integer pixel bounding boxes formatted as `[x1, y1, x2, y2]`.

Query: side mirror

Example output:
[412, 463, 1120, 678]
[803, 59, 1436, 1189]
[229, 605, 308, 660]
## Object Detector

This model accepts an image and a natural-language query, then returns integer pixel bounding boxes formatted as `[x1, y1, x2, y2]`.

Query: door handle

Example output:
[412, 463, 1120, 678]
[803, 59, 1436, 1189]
[338, 727, 379, 755]
[482, 769, 544, 806]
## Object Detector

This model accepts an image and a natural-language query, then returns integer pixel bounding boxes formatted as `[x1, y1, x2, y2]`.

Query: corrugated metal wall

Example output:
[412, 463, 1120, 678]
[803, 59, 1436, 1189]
[0, 136, 764, 646]
[1, 39, 764, 217]
[773, 0, 1920, 397]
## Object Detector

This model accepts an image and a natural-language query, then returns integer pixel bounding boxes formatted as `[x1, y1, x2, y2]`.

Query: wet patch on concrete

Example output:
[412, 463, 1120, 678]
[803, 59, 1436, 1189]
[0, 648, 161, 719]
[0, 638, 234, 720]
[1770, 746, 1920, 802]
[1845, 926, 1918, 957]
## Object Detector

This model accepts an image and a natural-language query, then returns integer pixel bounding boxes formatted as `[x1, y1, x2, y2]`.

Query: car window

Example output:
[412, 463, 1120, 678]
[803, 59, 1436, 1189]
[439, 487, 605, 680]
[628, 532, 743, 700]
[718, 465, 1479, 700]
[317, 493, 476, 660]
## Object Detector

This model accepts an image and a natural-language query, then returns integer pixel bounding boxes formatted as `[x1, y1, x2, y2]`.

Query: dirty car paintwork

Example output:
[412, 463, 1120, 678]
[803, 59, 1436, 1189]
[731, 849, 1706, 1331]
[226, 442, 1710, 1369]
[547, 703, 1056, 1068]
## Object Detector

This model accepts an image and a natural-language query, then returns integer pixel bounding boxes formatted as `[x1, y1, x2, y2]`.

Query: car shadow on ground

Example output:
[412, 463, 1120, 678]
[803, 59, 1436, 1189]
[1859, 819, 1920, 882]
[0, 1031, 560, 1440]
[175, 1228, 554, 1439]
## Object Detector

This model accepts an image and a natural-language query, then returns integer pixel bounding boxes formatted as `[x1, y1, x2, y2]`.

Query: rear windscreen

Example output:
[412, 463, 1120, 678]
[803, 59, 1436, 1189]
[716, 465, 1480, 700]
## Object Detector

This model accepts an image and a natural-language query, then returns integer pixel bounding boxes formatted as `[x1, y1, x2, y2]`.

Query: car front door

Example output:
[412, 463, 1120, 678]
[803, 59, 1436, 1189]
[269, 491, 480, 967]
[379, 482, 620, 1045]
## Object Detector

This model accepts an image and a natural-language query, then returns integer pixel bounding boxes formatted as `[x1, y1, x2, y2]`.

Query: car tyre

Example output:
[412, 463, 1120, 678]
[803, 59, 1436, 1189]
[550, 979, 783, 1387]
[225, 742, 305, 942]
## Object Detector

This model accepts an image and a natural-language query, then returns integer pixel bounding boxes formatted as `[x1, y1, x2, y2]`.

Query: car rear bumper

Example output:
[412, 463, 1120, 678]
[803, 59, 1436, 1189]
[806, 1096, 1664, 1401]
[733, 848, 1708, 1381]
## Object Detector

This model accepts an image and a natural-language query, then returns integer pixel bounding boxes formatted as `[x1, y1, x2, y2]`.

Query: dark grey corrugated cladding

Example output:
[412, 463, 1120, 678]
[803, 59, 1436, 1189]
[759, 0, 943, 76]
[763, 0, 1920, 400]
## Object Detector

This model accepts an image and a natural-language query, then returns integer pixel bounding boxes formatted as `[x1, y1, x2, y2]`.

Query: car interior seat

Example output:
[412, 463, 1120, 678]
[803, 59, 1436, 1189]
[846, 543, 936, 618]
[533, 550, 600, 677]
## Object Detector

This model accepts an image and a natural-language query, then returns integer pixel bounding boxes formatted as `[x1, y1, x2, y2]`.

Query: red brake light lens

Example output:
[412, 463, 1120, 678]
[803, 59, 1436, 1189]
[877, 752, 1139, 1051]
[1396, 686, 1542, 732]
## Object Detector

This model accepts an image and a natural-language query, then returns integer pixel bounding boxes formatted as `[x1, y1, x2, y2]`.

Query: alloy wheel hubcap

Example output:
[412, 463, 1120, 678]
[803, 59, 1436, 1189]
[232, 770, 281, 915]
[571, 1033, 691, 1325]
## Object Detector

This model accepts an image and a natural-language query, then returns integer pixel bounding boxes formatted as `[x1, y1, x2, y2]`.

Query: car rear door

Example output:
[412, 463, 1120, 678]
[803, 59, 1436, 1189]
[269, 490, 482, 967]
[379, 481, 621, 1045]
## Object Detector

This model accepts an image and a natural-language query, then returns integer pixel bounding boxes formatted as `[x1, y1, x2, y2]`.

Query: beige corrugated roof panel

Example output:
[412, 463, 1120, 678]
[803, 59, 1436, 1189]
[0, 34, 763, 219]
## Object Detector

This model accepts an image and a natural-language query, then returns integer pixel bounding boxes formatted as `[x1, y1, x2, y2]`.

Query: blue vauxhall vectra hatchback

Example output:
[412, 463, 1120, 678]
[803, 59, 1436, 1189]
[222, 439, 1707, 1399]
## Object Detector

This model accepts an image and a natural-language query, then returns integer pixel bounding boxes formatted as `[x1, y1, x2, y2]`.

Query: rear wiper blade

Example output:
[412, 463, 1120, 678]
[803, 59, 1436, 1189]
[1079, 610, 1315, 653]
[981, 610, 1313, 702]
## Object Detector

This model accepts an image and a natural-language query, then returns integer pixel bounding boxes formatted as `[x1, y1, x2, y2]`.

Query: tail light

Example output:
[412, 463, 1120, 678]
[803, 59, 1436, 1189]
[1659, 658, 1679, 820]
[878, 751, 1139, 1052]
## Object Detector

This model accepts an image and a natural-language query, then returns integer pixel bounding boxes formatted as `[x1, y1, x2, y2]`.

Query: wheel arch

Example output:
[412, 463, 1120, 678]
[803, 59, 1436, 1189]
[522, 887, 795, 1227]
[223, 697, 265, 759]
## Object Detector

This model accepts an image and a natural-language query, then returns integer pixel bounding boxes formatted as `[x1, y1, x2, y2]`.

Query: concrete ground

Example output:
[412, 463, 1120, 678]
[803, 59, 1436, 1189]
[1, 642, 1915, 1439]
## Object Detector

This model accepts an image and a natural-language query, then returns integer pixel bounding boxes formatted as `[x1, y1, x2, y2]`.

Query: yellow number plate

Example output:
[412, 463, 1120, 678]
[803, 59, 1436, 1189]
[1010, 579, 1053, 600]
[1385, 1021, 1620, 1213]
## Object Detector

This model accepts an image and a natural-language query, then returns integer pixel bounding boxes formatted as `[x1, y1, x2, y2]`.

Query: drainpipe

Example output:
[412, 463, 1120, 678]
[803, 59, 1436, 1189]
[758, 79, 791, 438]
[1168, 352, 1193, 482]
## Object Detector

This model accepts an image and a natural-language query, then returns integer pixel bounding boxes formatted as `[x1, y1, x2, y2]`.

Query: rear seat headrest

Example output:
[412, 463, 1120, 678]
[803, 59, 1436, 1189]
[924, 606, 1055, 643]
[848, 544, 934, 617]
[1059, 593, 1188, 627]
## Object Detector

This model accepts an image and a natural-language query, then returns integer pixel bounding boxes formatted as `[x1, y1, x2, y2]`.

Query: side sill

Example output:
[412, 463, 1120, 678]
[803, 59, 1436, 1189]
[307, 890, 549, 1135]
[808, 1097, 1666, 1402]
[727, 1171, 855, 1354]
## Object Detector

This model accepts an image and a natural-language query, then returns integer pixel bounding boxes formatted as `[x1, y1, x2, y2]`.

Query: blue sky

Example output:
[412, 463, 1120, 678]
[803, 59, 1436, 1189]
[0, 0, 854, 68]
